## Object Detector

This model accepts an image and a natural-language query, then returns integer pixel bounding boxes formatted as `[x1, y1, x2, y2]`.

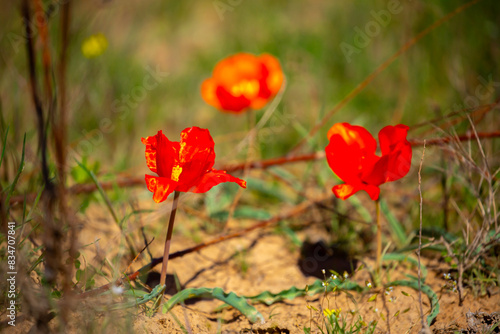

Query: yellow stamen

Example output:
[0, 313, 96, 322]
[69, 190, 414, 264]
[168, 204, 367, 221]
[230, 80, 260, 97]
[171, 165, 183, 182]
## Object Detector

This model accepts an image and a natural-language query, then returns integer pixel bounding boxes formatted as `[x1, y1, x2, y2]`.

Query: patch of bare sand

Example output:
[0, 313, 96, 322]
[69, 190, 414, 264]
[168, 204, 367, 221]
[128, 232, 499, 334]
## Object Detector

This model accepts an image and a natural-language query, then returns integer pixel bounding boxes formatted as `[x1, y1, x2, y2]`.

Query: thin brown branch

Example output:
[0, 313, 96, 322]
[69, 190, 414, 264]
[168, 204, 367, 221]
[224, 151, 324, 173]
[410, 100, 499, 132]
[9, 131, 500, 206]
[409, 131, 500, 147]
[417, 141, 427, 331]
[22, 0, 50, 186]
[33, 0, 53, 100]
[57, 0, 73, 312]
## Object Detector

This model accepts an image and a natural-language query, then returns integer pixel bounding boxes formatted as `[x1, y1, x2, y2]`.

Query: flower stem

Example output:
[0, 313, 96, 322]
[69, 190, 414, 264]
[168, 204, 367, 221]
[159, 191, 180, 289]
[227, 110, 255, 226]
[375, 198, 382, 281]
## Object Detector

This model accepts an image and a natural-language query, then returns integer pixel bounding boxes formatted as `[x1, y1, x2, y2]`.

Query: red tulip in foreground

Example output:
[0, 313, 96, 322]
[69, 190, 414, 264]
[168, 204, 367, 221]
[201, 52, 284, 113]
[142, 126, 246, 301]
[142, 127, 246, 203]
[325, 122, 412, 280]
[325, 123, 412, 201]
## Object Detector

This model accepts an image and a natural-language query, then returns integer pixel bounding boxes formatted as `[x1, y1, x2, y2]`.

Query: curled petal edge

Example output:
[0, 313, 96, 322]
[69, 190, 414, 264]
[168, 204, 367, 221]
[145, 175, 177, 203]
[332, 183, 380, 201]
[191, 169, 246, 194]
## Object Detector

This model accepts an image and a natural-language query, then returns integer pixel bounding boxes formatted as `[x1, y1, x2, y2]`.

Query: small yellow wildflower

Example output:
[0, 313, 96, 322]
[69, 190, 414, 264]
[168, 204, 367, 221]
[82, 33, 108, 58]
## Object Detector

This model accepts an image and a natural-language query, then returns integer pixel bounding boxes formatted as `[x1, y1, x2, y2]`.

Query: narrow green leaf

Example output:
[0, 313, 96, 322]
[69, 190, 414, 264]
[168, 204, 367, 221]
[269, 166, 304, 193]
[383, 253, 428, 282]
[4, 134, 26, 210]
[348, 196, 372, 223]
[245, 277, 363, 305]
[119, 209, 154, 229]
[389, 279, 439, 325]
[234, 206, 272, 220]
[75, 158, 120, 224]
[246, 177, 294, 203]
[278, 223, 302, 247]
[99, 284, 166, 311]
[0, 126, 9, 168]
[163, 287, 264, 323]
[380, 199, 407, 248]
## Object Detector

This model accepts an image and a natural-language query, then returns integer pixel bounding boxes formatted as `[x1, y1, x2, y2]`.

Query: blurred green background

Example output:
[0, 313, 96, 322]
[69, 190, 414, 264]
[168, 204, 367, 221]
[0, 0, 498, 184]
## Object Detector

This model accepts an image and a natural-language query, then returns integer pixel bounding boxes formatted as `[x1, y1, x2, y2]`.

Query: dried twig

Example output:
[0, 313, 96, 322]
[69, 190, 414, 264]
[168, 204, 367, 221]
[417, 141, 429, 332]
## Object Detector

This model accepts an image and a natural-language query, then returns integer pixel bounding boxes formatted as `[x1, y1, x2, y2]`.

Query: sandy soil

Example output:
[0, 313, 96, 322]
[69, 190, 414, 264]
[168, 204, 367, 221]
[4, 204, 499, 334]
[126, 232, 500, 334]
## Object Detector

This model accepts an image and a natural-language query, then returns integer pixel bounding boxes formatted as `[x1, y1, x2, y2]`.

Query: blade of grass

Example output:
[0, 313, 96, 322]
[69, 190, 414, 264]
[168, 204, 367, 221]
[75, 158, 136, 257]
[0, 126, 9, 168]
[383, 253, 428, 282]
[380, 199, 408, 248]
[119, 209, 153, 229]
[389, 279, 439, 326]
[348, 196, 373, 223]
[19, 187, 44, 248]
[4, 134, 26, 211]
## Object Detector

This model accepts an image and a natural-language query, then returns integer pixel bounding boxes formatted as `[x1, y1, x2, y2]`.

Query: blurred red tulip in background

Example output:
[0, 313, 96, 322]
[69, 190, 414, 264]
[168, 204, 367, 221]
[201, 52, 284, 113]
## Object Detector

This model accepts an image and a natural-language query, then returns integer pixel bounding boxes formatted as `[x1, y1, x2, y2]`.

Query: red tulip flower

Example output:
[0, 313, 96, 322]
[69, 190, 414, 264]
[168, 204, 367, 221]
[201, 52, 284, 113]
[325, 123, 412, 201]
[142, 126, 246, 203]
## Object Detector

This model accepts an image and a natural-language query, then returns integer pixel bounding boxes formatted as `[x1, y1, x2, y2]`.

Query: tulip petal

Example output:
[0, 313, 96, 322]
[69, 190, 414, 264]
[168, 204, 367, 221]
[363, 184, 381, 201]
[332, 184, 359, 200]
[213, 53, 262, 85]
[145, 175, 177, 203]
[259, 54, 284, 96]
[154, 130, 181, 178]
[216, 86, 252, 112]
[332, 183, 380, 201]
[326, 123, 378, 184]
[191, 169, 247, 193]
[363, 125, 412, 184]
[378, 124, 410, 156]
[201, 78, 221, 109]
[141, 135, 158, 174]
[175, 127, 216, 190]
